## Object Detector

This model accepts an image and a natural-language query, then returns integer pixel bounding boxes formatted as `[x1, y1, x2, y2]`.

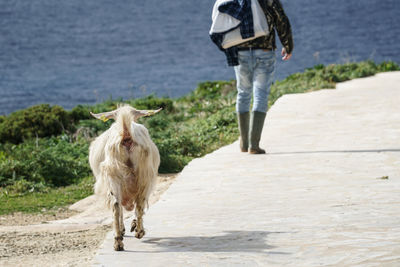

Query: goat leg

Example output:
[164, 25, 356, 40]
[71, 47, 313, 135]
[112, 197, 124, 251]
[130, 218, 137, 233]
[119, 207, 125, 236]
[134, 203, 146, 239]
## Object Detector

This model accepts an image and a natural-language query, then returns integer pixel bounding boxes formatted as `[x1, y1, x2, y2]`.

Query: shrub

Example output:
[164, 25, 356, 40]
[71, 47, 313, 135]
[143, 112, 173, 132]
[68, 99, 122, 123]
[149, 105, 238, 173]
[0, 137, 91, 187]
[269, 60, 399, 107]
[76, 119, 112, 137]
[69, 105, 92, 122]
[193, 81, 225, 99]
[129, 95, 175, 112]
[377, 61, 400, 72]
[0, 104, 71, 144]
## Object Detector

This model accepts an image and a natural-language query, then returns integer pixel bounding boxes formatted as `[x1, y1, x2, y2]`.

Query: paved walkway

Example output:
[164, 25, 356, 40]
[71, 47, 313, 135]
[94, 72, 400, 266]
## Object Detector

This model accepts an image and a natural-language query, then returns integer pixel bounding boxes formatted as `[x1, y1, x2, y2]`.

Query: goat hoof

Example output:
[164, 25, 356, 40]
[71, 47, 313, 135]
[114, 243, 124, 251]
[114, 238, 124, 251]
[135, 229, 145, 239]
[130, 219, 137, 232]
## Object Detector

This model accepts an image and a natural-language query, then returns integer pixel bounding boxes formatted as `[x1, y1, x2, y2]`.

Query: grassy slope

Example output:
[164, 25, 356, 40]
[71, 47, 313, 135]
[0, 61, 398, 215]
[0, 177, 93, 214]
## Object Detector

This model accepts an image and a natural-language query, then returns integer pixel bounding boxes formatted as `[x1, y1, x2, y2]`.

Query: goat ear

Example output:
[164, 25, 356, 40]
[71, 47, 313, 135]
[90, 110, 118, 122]
[133, 108, 163, 118]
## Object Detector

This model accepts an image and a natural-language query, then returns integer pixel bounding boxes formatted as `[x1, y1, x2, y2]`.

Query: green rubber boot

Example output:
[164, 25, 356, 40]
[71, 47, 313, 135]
[237, 112, 250, 152]
[249, 111, 266, 154]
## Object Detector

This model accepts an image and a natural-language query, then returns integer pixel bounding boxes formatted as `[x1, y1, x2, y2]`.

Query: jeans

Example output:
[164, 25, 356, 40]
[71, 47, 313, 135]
[234, 49, 276, 114]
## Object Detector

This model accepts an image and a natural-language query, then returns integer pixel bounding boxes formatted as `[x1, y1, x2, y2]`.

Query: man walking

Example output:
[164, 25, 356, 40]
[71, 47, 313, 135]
[235, 0, 293, 154]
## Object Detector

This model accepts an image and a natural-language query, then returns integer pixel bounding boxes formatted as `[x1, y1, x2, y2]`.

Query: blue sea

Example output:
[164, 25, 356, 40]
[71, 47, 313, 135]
[0, 0, 399, 115]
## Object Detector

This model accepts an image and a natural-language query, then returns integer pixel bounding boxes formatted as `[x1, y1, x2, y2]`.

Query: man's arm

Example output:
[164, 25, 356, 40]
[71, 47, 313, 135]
[270, 0, 293, 60]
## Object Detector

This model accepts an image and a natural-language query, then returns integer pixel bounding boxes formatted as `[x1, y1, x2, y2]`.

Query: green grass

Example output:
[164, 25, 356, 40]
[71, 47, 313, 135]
[0, 60, 398, 215]
[0, 177, 93, 214]
[268, 60, 399, 106]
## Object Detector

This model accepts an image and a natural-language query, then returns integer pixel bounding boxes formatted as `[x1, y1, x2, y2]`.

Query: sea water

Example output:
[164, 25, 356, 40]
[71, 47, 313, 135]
[0, 0, 399, 114]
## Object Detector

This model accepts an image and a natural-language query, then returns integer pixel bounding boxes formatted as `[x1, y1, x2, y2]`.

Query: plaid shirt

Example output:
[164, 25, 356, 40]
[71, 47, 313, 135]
[211, 0, 293, 66]
[210, 0, 254, 66]
[218, 0, 254, 39]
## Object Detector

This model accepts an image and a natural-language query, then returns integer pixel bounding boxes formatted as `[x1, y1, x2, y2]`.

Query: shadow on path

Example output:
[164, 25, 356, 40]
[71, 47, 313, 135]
[122, 231, 290, 254]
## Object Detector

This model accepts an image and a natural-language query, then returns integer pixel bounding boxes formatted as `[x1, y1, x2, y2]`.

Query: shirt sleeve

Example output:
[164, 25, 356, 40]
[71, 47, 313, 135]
[270, 0, 294, 54]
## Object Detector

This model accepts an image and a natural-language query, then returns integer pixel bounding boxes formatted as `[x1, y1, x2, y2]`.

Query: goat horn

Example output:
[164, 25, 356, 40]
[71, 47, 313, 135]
[90, 110, 117, 122]
[145, 108, 163, 116]
[135, 108, 163, 118]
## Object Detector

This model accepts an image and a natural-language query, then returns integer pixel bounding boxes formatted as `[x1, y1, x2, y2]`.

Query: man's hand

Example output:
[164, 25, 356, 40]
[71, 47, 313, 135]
[281, 48, 292, 61]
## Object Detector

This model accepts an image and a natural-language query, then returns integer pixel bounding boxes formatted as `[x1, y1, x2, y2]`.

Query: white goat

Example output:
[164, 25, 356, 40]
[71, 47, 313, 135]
[89, 105, 161, 251]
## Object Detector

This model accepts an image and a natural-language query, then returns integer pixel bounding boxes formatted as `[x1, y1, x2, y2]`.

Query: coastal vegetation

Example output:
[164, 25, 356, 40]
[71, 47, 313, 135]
[0, 60, 398, 215]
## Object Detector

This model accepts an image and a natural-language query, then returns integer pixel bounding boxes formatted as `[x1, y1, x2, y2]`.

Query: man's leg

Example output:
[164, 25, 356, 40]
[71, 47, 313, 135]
[249, 50, 276, 154]
[234, 51, 253, 152]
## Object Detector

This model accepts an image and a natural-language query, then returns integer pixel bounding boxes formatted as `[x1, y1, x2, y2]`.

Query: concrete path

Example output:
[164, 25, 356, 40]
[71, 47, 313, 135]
[94, 72, 400, 267]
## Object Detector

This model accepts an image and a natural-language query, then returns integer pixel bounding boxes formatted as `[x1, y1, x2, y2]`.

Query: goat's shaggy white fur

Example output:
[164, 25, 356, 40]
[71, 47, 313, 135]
[89, 105, 161, 251]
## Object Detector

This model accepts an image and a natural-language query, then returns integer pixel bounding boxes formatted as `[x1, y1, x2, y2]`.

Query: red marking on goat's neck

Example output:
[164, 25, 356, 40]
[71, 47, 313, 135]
[122, 138, 133, 149]
[121, 123, 133, 150]
[121, 130, 137, 151]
